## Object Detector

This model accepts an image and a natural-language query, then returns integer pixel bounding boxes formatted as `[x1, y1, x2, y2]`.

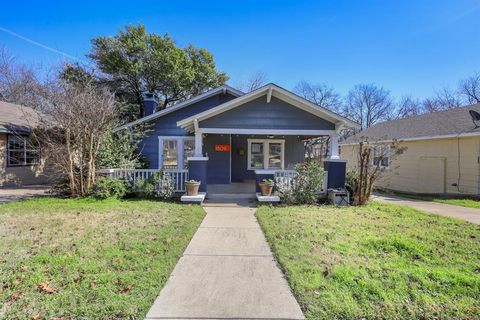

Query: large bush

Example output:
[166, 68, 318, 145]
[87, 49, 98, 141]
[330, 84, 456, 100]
[135, 171, 175, 200]
[88, 177, 132, 199]
[275, 161, 325, 205]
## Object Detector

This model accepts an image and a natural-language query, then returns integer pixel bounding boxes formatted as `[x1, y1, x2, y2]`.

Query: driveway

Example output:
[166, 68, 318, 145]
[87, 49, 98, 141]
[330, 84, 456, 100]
[145, 200, 304, 320]
[0, 185, 49, 204]
[372, 193, 480, 225]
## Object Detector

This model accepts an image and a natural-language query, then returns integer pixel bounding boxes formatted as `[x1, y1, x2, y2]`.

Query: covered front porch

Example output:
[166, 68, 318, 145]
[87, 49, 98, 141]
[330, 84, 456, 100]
[176, 84, 355, 196]
[187, 129, 341, 195]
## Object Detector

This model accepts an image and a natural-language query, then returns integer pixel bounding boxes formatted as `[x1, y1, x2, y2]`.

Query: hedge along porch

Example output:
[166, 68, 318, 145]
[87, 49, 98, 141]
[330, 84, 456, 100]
[177, 84, 359, 193]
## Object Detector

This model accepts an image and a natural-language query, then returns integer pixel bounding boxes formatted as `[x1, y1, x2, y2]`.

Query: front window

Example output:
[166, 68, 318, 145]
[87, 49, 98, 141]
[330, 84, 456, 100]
[183, 139, 195, 168]
[268, 142, 282, 169]
[163, 140, 178, 168]
[7, 135, 40, 167]
[248, 139, 284, 170]
[159, 136, 195, 169]
[250, 142, 264, 169]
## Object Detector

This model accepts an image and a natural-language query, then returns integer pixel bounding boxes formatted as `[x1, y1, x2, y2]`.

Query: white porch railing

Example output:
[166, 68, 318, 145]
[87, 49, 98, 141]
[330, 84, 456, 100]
[274, 170, 328, 194]
[101, 168, 189, 192]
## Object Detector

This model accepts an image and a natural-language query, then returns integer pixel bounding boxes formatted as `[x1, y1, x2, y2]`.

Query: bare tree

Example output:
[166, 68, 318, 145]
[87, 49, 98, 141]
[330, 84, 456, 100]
[0, 47, 43, 107]
[33, 81, 118, 196]
[236, 71, 268, 92]
[459, 72, 480, 104]
[421, 87, 463, 113]
[434, 87, 463, 109]
[348, 140, 405, 205]
[395, 95, 423, 119]
[343, 84, 393, 129]
[293, 81, 342, 112]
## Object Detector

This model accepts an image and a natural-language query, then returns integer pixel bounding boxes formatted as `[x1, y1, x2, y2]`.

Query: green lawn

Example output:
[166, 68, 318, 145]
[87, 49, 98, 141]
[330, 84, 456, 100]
[0, 197, 205, 319]
[257, 202, 480, 320]
[388, 192, 480, 209]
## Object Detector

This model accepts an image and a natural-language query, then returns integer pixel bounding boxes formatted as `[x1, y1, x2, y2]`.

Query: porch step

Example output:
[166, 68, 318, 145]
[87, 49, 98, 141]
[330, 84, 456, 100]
[207, 193, 256, 200]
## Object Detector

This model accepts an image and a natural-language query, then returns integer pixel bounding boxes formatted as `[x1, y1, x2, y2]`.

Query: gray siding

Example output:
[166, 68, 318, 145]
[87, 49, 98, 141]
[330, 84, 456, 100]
[200, 96, 336, 130]
[139, 92, 237, 168]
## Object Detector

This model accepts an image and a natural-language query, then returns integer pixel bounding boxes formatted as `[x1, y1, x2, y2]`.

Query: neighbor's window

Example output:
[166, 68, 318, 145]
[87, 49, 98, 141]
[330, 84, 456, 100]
[372, 145, 390, 168]
[7, 135, 40, 167]
[248, 139, 284, 170]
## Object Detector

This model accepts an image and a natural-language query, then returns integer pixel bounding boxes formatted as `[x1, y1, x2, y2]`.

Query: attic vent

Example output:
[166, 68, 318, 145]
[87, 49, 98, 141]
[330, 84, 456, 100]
[469, 110, 480, 129]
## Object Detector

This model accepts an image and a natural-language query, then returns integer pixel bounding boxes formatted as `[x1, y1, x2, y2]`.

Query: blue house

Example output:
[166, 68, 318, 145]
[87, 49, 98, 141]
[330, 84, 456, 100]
[115, 83, 359, 194]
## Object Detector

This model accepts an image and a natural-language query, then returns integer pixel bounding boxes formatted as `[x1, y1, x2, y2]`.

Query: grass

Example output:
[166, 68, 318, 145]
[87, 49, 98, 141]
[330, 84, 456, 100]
[256, 202, 480, 319]
[386, 192, 480, 209]
[0, 197, 205, 319]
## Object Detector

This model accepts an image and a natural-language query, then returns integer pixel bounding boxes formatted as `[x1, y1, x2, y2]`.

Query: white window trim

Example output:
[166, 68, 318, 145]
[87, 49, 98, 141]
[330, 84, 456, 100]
[247, 139, 285, 171]
[158, 136, 195, 169]
[371, 144, 391, 169]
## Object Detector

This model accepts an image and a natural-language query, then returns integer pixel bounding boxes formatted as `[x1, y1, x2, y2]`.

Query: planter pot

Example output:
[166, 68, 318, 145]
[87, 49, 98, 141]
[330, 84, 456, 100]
[185, 182, 201, 196]
[258, 182, 274, 196]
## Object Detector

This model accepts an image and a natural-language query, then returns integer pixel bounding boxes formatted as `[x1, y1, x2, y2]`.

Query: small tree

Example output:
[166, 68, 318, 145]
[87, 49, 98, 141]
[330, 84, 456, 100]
[33, 80, 119, 196]
[348, 140, 405, 205]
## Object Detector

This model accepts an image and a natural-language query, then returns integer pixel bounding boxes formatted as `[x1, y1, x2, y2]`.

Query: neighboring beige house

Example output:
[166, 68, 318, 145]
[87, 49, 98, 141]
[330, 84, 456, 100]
[341, 103, 480, 196]
[0, 101, 49, 187]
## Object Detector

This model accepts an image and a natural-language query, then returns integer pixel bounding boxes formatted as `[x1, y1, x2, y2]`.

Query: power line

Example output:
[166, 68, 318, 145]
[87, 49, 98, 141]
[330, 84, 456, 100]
[0, 26, 83, 62]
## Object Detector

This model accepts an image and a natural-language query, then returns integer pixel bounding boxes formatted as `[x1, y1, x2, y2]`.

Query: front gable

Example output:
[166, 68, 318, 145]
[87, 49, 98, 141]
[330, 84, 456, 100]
[200, 95, 335, 130]
[177, 83, 360, 132]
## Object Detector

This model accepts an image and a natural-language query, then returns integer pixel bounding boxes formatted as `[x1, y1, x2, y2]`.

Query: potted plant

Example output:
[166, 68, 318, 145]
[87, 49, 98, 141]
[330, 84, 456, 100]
[258, 178, 274, 196]
[185, 179, 201, 196]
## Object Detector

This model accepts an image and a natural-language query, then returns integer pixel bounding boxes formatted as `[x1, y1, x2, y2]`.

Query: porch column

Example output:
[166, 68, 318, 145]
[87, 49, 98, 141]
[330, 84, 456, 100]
[194, 131, 203, 157]
[188, 157, 208, 193]
[324, 133, 346, 189]
[329, 134, 340, 160]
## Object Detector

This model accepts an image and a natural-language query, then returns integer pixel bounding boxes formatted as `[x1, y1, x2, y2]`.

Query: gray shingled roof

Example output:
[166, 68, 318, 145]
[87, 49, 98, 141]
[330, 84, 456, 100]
[0, 101, 41, 134]
[342, 103, 480, 144]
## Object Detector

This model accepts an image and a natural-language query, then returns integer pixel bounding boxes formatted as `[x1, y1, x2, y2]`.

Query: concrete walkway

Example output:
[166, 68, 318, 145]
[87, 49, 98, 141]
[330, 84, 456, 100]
[372, 193, 480, 225]
[0, 186, 49, 204]
[145, 200, 304, 320]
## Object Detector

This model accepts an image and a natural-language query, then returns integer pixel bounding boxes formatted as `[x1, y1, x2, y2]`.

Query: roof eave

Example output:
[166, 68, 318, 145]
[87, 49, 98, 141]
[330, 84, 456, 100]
[113, 85, 244, 132]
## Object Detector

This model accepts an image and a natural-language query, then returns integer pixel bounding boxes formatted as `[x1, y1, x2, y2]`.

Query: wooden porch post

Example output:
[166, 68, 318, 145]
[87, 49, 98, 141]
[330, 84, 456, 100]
[194, 119, 203, 157]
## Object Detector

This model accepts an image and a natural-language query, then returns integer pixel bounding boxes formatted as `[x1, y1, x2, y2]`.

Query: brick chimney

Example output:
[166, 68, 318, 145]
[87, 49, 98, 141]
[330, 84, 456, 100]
[143, 92, 158, 116]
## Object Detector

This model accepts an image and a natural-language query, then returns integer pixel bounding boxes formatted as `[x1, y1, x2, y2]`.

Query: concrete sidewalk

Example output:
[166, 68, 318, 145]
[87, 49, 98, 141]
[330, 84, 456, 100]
[145, 201, 304, 320]
[372, 193, 480, 225]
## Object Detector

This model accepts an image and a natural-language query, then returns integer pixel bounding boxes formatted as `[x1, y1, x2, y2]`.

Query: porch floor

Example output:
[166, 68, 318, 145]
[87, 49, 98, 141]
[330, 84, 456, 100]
[207, 181, 256, 194]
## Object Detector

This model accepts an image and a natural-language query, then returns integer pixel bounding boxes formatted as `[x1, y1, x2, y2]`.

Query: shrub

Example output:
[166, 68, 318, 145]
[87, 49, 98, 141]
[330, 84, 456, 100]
[88, 177, 131, 199]
[345, 170, 359, 205]
[135, 171, 175, 200]
[275, 178, 297, 204]
[275, 161, 325, 205]
[295, 161, 325, 204]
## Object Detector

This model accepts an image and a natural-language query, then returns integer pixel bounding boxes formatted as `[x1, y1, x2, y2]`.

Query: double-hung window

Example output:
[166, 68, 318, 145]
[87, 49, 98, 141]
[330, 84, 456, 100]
[7, 135, 40, 167]
[247, 139, 284, 170]
[158, 136, 195, 169]
[372, 145, 390, 168]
